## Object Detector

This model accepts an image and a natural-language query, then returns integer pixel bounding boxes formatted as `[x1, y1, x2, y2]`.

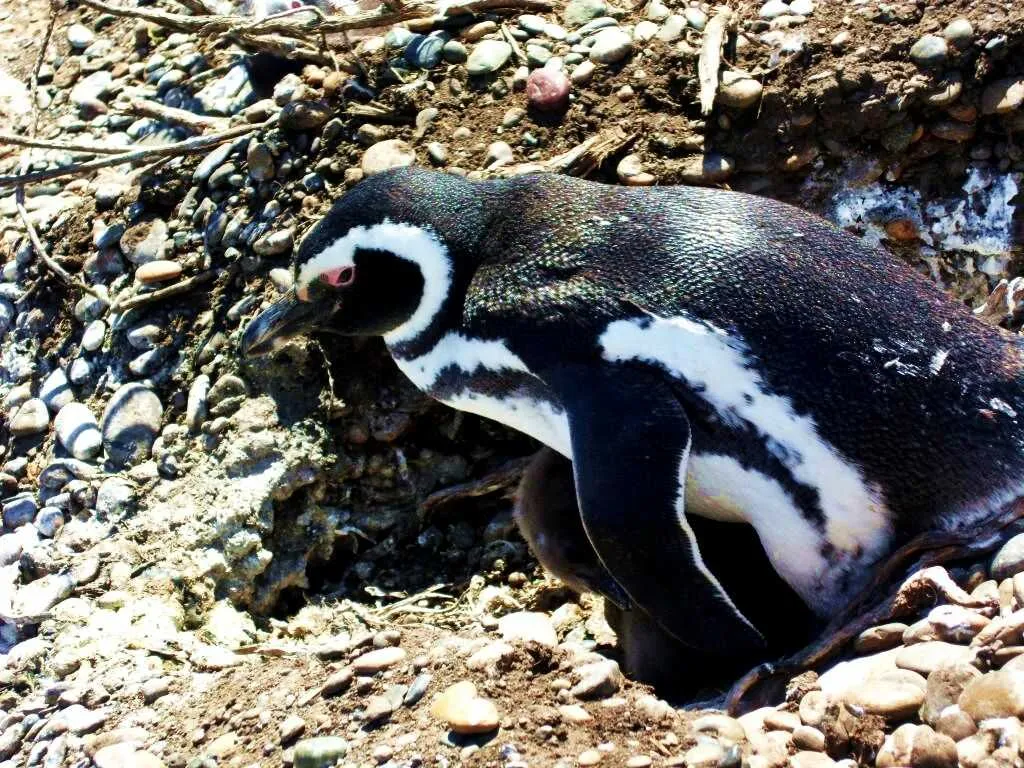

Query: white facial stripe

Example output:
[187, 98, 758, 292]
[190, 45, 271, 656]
[297, 220, 452, 344]
[685, 452, 831, 612]
[600, 314, 891, 561]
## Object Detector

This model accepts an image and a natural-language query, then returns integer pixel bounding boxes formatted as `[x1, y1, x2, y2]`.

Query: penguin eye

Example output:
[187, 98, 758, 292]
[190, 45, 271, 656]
[321, 267, 355, 288]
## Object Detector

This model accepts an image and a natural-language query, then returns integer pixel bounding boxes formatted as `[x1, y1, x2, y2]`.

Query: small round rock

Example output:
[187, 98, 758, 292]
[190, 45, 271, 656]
[589, 27, 632, 64]
[352, 646, 407, 674]
[526, 68, 570, 110]
[909, 34, 948, 67]
[430, 681, 500, 734]
[466, 40, 513, 75]
[135, 260, 182, 285]
[361, 139, 416, 176]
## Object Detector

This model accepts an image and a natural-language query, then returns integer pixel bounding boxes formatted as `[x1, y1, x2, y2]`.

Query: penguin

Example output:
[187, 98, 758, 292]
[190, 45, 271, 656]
[242, 166, 1024, 659]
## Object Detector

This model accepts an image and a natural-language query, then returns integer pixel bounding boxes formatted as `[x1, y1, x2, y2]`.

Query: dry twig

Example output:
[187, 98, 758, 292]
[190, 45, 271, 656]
[12, 0, 106, 300]
[485, 127, 636, 178]
[0, 133, 131, 154]
[0, 121, 269, 188]
[112, 269, 221, 313]
[698, 6, 735, 115]
[79, 0, 554, 37]
[115, 98, 230, 132]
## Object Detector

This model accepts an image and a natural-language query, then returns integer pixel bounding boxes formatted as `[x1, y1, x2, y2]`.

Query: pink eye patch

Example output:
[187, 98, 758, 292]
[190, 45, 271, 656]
[321, 267, 355, 287]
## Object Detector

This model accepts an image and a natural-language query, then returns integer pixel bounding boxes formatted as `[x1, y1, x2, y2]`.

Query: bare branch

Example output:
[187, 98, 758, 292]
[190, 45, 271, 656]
[0, 121, 270, 189]
[698, 6, 735, 116]
[115, 98, 230, 132]
[0, 133, 133, 154]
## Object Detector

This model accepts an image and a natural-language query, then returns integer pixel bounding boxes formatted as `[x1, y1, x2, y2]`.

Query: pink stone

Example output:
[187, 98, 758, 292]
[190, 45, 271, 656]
[526, 69, 570, 111]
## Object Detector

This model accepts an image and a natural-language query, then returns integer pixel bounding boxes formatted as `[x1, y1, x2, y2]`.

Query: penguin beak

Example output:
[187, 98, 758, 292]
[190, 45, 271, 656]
[241, 292, 321, 357]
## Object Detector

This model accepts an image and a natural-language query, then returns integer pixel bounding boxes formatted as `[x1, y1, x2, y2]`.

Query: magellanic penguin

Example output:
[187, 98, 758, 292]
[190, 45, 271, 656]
[243, 167, 1024, 656]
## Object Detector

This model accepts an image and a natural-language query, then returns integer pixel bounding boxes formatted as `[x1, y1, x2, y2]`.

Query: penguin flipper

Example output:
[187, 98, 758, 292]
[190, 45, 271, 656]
[543, 363, 766, 654]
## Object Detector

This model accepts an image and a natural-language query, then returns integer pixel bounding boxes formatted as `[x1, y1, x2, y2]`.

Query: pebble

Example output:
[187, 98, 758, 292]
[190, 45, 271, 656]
[3, 494, 38, 528]
[94, 744, 166, 768]
[633, 20, 658, 40]
[759, 0, 791, 19]
[100, 383, 164, 467]
[463, 21, 497, 41]
[404, 672, 431, 706]
[942, 18, 974, 49]
[854, 624, 908, 654]
[589, 27, 632, 64]
[467, 40, 513, 75]
[499, 611, 558, 646]
[485, 141, 514, 169]
[981, 77, 1024, 116]
[279, 100, 332, 131]
[186, 375, 210, 433]
[246, 141, 275, 181]
[617, 154, 655, 185]
[692, 713, 747, 744]
[909, 35, 948, 67]
[384, 27, 414, 48]
[293, 737, 349, 768]
[920, 663, 981, 726]
[896, 642, 973, 675]
[679, 152, 735, 184]
[280, 714, 306, 744]
[194, 142, 234, 183]
[717, 70, 763, 109]
[430, 681, 500, 734]
[563, 0, 607, 27]
[844, 672, 925, 719]
[405, 33, 447, 69]
[67, 23, 95, 49]
[526, 44, 552, 67]
[570, 660, 623, 699]
[788, 752, 835, 768]
[11, 398, 50, 436]
[120, 219, 169, 265]
[35, 506, 64, 538]
[82, 320, 106, 351]
[142, 678, 170, 704]
[55, 402, 103, 460]
[0, 299, 12, 337]
[443, 40, 468, 63]
[352, 646, 407, 674]
[135, 260, 182, 284]
[792, 725, 826, 752]
[876, 723, 957, 768]
[684, 7, 708, 29]
[252, 229, 295, 256]
[958, 667, 1024, 720]
[625, 757, 652, 768]
[40, 369, 74, 413]
[571, 60, 596, 85]
[526, 69, 570, 110]
[656, 15, 685, 42]
[362, 139, 416, 176]
[788, 0, 813, 13]
[578, 749, 602, 765]
[682, 742, 726, 768]
[13, 573, 74, 616]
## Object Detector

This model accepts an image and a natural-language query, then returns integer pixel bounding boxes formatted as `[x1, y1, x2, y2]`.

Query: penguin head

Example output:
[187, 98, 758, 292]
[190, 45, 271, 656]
[242, 168, 486, 356]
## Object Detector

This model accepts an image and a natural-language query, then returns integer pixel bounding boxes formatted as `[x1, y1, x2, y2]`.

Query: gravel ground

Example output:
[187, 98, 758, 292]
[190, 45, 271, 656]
[1, 0, 1024, 765]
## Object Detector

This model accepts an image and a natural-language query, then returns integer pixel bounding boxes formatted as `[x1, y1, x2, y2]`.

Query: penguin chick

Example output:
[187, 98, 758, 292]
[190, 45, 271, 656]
[514, 446, 631, 607]
[243, 167, 1024, 659]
